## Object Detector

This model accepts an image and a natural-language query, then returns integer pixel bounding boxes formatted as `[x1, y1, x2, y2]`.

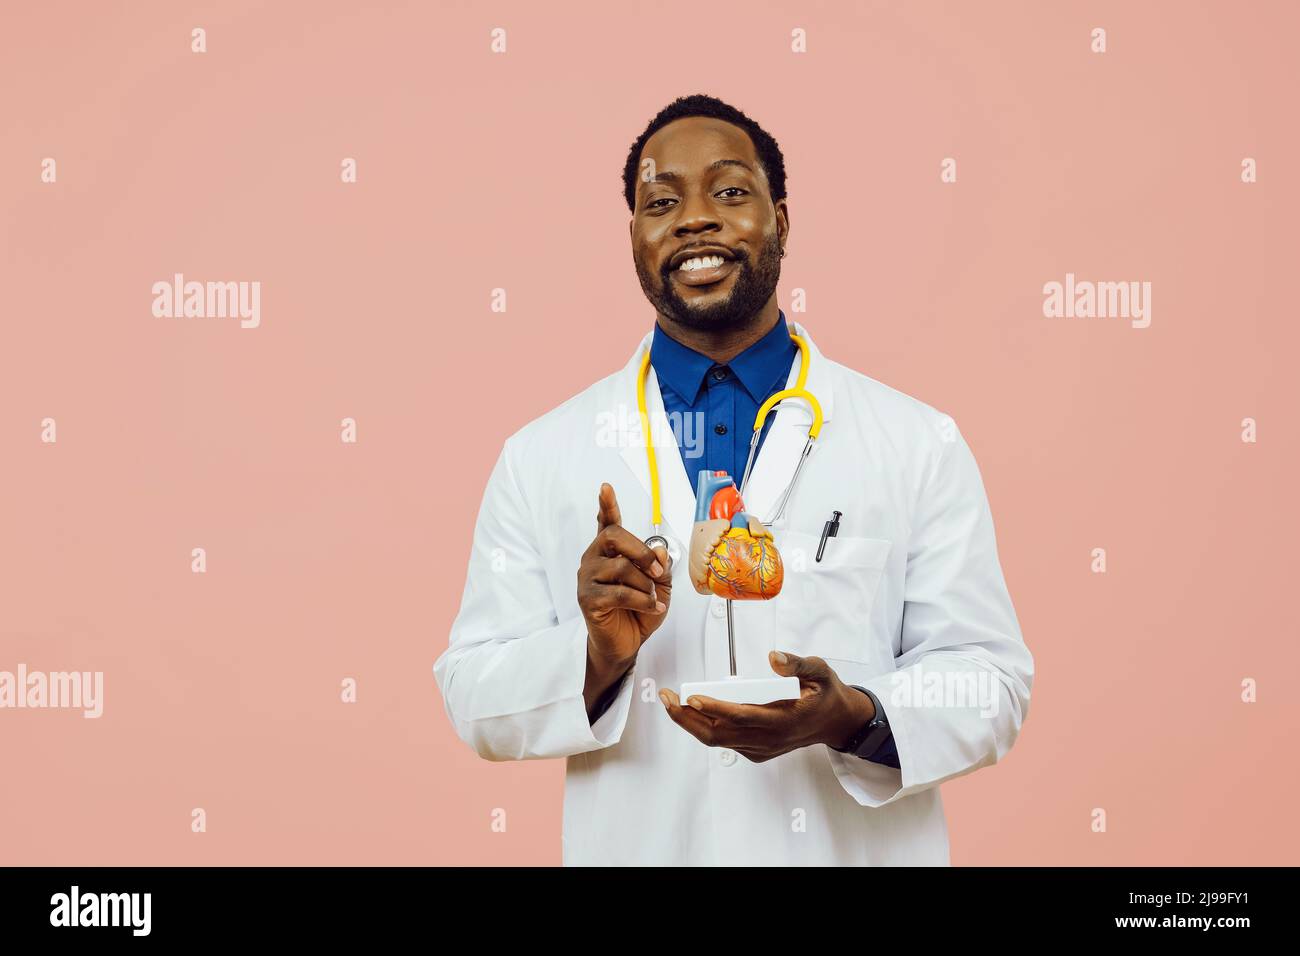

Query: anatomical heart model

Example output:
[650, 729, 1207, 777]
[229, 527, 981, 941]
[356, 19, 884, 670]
[688, 470, 784, 600]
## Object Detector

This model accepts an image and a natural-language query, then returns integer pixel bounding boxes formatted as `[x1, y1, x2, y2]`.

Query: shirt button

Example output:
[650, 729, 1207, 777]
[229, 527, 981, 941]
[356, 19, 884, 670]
[714, 423, 728, 435]
[720, 749, 737, 766]
[711, 600, 726, 618]
[711, 368, 728, 382]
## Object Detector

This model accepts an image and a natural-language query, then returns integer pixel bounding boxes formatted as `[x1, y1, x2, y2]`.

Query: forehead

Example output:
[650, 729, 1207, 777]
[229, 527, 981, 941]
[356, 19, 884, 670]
[639, 116, 764, 180]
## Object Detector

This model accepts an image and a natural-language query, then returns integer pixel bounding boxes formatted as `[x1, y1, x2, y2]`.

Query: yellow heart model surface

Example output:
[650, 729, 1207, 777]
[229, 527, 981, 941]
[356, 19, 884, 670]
[688, 470, 784, 600]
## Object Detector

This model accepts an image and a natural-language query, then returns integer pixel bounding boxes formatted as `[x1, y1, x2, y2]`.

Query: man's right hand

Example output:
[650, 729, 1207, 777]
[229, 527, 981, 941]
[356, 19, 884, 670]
[577, 483, 673, 719]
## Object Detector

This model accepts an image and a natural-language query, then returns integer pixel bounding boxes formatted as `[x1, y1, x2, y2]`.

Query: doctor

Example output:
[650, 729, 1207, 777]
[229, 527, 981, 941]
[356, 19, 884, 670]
[434, 94, 1033, 866]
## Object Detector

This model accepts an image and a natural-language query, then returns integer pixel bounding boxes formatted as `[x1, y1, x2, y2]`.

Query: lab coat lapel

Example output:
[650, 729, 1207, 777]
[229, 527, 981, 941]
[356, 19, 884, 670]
[615, 333, 698, 546]
[738, 321, 836, 527]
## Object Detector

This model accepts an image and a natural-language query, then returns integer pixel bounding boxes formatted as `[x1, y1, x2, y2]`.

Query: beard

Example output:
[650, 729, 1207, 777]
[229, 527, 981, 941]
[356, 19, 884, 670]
[636, 233, 782, 333]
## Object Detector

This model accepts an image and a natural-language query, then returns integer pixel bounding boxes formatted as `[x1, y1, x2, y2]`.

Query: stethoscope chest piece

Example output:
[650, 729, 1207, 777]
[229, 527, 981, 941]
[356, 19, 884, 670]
[644, 533, 683, 569]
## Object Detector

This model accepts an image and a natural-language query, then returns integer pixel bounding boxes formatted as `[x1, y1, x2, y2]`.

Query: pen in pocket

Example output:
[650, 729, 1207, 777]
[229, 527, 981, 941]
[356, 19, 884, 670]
[816, 510, 842, 562]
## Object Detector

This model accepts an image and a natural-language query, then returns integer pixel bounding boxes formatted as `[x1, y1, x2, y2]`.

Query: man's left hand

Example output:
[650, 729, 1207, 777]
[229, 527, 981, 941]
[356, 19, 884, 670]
[658, 651, 875, 762]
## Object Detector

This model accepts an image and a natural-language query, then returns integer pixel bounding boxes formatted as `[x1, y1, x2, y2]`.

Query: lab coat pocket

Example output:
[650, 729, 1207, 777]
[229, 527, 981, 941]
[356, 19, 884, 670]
[772, 529, 892, 663]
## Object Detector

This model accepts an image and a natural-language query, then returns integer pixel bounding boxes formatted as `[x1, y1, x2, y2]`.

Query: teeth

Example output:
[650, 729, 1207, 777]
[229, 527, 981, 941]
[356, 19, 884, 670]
[679, 255, 726, 272]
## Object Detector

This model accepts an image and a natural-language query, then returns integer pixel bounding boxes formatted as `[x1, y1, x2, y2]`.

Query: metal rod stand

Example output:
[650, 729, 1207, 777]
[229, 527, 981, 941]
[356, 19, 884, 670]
[726, 598, 737, 676]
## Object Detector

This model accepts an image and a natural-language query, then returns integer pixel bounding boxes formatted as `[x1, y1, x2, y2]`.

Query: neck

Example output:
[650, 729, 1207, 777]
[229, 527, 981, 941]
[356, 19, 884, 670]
[655, 300, 783, 364]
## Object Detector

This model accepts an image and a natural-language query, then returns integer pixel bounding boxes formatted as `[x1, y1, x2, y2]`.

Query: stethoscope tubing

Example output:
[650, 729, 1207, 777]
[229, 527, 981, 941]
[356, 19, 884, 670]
[637, 331, 823, 536]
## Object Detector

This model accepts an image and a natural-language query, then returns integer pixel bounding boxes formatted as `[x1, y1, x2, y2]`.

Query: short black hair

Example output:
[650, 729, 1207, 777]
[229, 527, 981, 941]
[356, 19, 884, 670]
[622, 94, 787, 213]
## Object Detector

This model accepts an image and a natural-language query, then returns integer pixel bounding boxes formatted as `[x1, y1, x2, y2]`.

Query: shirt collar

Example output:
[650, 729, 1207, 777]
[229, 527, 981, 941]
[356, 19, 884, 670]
[650, 311, 795, 406]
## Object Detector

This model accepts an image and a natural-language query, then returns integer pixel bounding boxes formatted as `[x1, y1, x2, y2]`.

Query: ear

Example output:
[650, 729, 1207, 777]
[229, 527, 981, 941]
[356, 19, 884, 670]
[774, 198, 790, 251]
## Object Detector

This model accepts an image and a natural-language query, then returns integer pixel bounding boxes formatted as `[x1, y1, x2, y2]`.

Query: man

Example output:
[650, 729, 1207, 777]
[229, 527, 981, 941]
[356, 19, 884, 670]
[434, 94, 1032, 866]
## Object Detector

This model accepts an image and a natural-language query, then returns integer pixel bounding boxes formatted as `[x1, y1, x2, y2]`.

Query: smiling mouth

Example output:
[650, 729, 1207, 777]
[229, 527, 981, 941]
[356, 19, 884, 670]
[672, 255, 739, 288]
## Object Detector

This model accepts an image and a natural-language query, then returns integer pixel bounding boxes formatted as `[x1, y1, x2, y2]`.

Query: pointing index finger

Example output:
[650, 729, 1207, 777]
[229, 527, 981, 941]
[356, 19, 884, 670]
[596, 482, 622, 531]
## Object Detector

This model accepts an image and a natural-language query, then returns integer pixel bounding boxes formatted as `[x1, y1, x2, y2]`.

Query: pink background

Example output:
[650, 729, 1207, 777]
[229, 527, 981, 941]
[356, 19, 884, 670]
[2, 1, 1296, 865]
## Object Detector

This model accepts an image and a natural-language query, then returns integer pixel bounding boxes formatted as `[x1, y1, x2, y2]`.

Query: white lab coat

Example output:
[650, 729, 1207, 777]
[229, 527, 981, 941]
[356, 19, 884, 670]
[434, 321, 1032, 866]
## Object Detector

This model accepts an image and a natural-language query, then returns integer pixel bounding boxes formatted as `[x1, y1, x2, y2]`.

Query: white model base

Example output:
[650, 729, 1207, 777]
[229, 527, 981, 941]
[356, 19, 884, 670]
[679, 675, 801, 706]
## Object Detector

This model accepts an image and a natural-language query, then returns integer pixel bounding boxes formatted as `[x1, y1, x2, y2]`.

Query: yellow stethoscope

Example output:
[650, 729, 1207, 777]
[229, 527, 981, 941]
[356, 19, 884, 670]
[636, 331, 824, 563]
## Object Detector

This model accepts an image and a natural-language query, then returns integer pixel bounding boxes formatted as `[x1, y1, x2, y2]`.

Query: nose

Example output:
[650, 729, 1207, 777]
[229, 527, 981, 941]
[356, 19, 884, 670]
[673, 188, 722, 238]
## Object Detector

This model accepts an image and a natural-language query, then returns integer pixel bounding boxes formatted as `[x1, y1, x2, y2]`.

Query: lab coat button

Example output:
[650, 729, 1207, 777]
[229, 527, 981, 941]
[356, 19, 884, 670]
[711, 601, 726, 618]
[720, 749, 737, 766]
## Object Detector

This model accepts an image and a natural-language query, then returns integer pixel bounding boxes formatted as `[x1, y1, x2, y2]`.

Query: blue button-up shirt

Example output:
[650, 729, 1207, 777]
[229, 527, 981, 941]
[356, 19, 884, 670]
[649, 311, 899, 768]
[650, 312, 796, 489]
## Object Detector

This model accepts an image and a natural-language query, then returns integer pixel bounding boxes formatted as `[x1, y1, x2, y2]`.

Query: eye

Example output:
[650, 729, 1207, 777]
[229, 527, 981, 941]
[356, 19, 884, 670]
[716, 187, 748, 199]
[646, 197, 678, 210]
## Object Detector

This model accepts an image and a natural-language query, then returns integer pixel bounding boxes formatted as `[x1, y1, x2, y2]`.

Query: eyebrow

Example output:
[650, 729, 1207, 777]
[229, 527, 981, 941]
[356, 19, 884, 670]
[647, 158, 756, 185]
